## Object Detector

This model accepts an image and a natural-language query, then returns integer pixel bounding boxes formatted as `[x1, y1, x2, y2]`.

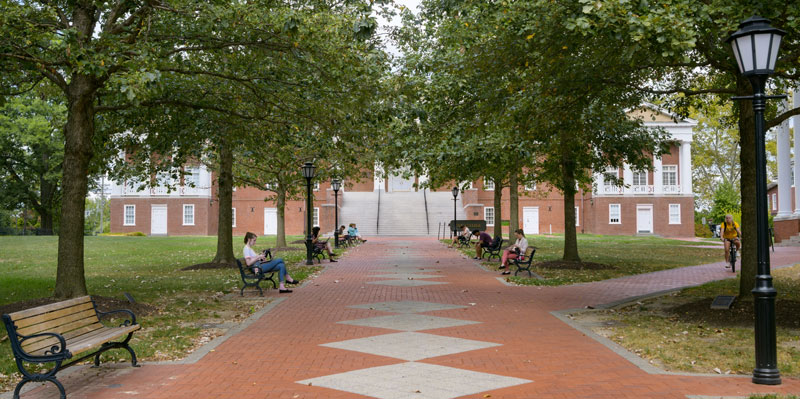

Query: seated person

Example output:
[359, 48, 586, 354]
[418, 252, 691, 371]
[448, 225, 471, 248]
[338, 225, 350, 242]
[499, 229, 528, 275]
[348, 223, 366, 243]
[472, 229, 493, 259]
[243, 232, 299, 293]
[312, 226, 337, 262]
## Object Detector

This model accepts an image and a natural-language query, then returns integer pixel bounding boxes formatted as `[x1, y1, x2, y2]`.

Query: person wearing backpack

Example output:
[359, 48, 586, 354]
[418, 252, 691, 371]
[720, 214, 741, 265]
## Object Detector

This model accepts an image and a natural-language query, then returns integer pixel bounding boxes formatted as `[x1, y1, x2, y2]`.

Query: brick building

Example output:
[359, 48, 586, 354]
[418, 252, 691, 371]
[109, 106, 696, 238]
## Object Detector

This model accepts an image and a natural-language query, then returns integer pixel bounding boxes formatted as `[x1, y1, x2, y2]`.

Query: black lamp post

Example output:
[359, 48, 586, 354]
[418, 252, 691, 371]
[451, 187, 459, 239]
[727, 15, 785, 386]
[332, 178, 341, 248]
[301, 162, 316, 266]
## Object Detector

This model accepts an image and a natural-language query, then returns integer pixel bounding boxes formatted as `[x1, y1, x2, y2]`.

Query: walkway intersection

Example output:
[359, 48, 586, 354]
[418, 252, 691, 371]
[10, 238, 800, 399]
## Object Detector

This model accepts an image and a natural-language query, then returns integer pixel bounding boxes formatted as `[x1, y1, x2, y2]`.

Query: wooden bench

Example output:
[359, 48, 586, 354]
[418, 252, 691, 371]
[456, 234, 472, 248]
[512, 247, 537, 277]
[236, 252, 278, 296]
[2, 296, 140, 399]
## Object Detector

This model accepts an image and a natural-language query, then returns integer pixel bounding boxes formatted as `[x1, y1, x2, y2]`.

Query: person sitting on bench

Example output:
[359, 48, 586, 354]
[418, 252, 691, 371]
[499, 229, 528, 275]
[348, 223, 366, 243]
[312, 226, 338, 262]
[339, 225, 350, 242]
[448, 225, 470, 248]
[243, 232, 299, 293]
[472, 229, 493, 259]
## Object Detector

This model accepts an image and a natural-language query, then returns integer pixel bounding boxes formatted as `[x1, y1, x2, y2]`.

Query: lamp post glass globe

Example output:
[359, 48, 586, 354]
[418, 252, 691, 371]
[727, 16, 785, 76]
[331, 178, 341, 192]
[727, 15, 784, 386]
[301, 162, 316, 179]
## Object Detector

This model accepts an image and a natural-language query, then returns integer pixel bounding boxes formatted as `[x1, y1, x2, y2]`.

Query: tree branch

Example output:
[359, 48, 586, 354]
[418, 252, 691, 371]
[766, 106, 800, 130]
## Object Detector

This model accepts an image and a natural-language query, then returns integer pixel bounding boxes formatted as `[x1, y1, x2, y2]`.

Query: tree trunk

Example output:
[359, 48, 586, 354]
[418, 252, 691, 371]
[276, 185, 287, 247]
[212, 142, 235, 265]
[561, 155, 580, 262]
[509, 172, 519, 235]
[39, 160, 56, 235]
[738, 77, 756, 298]
[54, 82, 95, 299]
[493, 180, 502, 237]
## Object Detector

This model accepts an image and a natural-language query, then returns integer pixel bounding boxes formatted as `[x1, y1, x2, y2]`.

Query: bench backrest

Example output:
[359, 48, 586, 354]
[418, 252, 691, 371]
[3, 296, 102, 354]
[521, 246, 535, 260]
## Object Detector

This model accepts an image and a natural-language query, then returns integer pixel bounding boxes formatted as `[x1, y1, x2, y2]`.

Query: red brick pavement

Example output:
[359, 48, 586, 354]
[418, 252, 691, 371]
[13, 238, 800, 399]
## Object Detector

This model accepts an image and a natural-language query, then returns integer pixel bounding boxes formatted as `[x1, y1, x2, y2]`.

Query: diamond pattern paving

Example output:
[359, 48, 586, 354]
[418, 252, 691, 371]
[296, 362, 532, 399]
[337, 313, 480, 332]
[348, 300, 467, 314]
[319, 331, 501, 361]
[367, 279, 448, 287]
[369, 273, 445, 279]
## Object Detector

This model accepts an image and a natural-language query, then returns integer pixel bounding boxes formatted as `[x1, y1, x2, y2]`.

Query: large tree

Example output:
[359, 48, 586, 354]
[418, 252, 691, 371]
[390, 0, 670, 261]
[0, 90, 65, 234]
[570, 0, 800, 295]
[0, 0, 385, 297]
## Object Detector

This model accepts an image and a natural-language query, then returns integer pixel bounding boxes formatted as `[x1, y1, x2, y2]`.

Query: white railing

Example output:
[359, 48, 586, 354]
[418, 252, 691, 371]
[116, 182, 210, 197]
[598, 184, 682, 195]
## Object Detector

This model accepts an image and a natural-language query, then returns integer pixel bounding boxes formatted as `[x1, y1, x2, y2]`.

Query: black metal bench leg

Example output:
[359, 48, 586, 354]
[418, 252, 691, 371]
[14, 376, 66, 399]
[123, 343, 140, 367]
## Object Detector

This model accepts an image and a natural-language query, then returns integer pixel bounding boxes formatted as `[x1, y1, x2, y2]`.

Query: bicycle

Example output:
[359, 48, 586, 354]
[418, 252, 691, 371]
[725, 238, 739, 273]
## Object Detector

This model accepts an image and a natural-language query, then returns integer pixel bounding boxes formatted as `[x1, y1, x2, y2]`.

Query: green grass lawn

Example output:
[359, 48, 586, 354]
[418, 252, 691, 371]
[590, 264, 800, 379]
[450, 234, 722, 285]
[0, 235, 330, 392]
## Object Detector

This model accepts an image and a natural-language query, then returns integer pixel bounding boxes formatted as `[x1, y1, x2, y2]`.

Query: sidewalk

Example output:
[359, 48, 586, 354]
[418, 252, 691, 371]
[10, 238, 800, 399]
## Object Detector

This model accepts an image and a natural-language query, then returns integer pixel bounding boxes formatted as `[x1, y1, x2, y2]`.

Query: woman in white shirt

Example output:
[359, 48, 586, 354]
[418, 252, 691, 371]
[499, 229, 528, 275]
[243, 232, 299, 293]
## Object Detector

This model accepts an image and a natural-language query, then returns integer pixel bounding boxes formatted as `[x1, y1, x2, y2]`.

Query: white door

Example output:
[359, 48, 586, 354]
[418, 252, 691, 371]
[264, 208, 277, 235]
[636, 205, 653, 233]
[522, 207, 539, 235]
[150, 205, 167, 236]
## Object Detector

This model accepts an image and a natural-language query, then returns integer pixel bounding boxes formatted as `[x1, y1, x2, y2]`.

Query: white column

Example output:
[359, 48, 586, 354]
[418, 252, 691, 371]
[776, 97, 793, 219]
[653, 153, 663, 194]
[679, 141, 693, 195]
[622, 164, 633, 194]
[794, 87, 800, 216]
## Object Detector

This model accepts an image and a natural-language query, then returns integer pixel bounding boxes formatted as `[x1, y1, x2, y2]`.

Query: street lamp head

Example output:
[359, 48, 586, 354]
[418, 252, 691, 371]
[727, 16, 785, 77]
[331, 178, 341, 192]
[452, 186, 459, 198]
[301, 162, 316, 179]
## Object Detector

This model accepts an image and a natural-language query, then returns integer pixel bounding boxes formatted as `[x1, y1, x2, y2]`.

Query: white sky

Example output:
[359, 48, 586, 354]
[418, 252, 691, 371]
[376, 0, 423, 57]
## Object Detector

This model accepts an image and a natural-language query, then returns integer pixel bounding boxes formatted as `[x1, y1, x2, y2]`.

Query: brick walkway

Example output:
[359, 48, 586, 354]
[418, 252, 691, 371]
[11, 238, 800, 399]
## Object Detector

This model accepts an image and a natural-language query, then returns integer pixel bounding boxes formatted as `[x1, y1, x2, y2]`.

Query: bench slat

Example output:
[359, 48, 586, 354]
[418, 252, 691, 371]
[27, 325, 140, 357]
[21, 320, 104, 353]
[8, 296, 92, 321]
[64, 325, 141, 357]
[23, 325, 109, 355]
[12, 302, 95, 329]
[16, 308, 99, 336]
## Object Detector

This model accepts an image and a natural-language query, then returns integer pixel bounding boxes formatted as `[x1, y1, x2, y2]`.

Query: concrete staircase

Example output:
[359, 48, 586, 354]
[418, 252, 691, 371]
[378, 191, 428, 236]
[339, 191, 379, 237]
[425, 191, 466, 236]
[338, 190, 466, 236]
[776, 234, 800, 247]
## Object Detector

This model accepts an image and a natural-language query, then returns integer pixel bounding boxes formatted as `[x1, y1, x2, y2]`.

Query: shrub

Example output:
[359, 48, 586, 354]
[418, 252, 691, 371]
[125, 231, 146, 236]
[695, 223, 713, 238]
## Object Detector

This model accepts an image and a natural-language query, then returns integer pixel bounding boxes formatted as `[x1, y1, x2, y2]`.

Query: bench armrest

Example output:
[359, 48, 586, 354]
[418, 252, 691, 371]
[97, 308, 137, 327]
[16, 331, 72, 362]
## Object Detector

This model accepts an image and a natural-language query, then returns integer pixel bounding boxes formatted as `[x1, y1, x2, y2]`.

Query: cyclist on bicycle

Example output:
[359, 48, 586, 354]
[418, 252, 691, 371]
[721, 214, 741, 265]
